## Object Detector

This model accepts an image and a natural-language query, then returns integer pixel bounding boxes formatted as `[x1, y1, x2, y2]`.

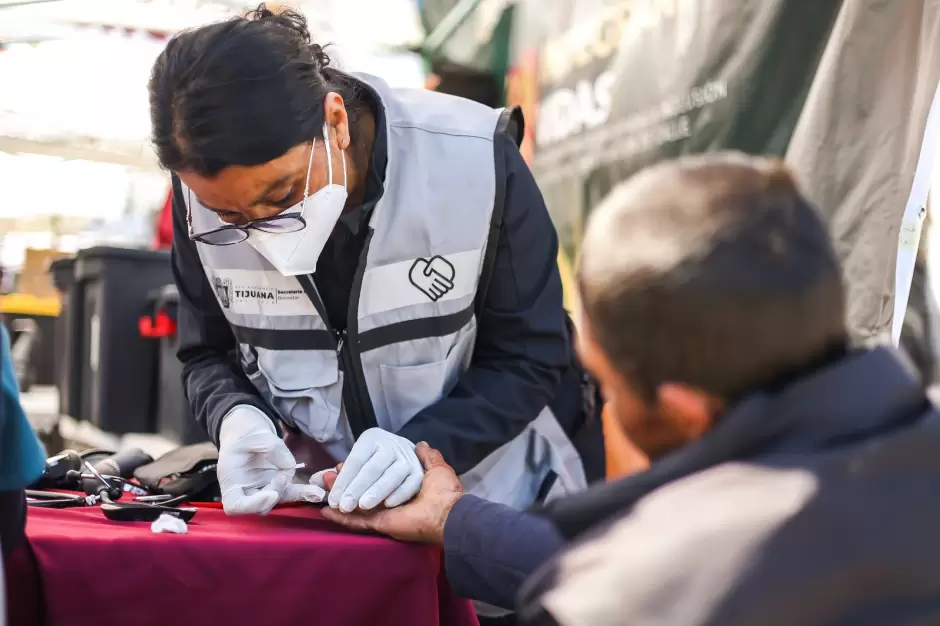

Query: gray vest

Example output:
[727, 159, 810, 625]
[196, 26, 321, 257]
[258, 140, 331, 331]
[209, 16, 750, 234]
[184, 74, 586, 509]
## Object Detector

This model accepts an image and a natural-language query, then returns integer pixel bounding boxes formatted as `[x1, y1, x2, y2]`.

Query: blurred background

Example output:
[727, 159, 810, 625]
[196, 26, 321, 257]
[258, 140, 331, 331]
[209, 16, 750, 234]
[0, 0, 426, 263]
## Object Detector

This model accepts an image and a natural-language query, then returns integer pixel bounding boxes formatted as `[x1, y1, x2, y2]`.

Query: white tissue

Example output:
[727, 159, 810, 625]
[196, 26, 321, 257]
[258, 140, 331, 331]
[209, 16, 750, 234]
[151, 513, 189, 534]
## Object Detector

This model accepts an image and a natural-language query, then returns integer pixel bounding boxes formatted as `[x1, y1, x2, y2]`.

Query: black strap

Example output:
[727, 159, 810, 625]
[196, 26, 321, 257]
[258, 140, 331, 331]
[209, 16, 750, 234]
[359, 303, 475, 353]
[229, 325, 335, 351]
[171, 173, 185, 212]
[497, 105, 525, 148]
[476, 106, 525, 318]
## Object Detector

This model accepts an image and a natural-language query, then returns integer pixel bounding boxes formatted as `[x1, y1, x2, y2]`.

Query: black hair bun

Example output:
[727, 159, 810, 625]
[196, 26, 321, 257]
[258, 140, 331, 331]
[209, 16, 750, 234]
[246, 3, 311, 42]
[309, 42, 332, 71]
[245, 3, 330, 70]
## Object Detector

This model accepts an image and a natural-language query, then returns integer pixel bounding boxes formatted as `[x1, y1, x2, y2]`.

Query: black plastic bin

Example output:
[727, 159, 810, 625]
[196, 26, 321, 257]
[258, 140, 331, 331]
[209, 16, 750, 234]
[49, 257, 84, 419]
[75, 246, 173, 434]
[142, 285, 208, 445]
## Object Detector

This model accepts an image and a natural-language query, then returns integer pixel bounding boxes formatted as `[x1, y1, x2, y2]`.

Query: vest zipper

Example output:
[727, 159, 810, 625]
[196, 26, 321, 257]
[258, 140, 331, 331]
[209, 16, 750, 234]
[296, 232, 377, 439]
[342, 228, 378, 437]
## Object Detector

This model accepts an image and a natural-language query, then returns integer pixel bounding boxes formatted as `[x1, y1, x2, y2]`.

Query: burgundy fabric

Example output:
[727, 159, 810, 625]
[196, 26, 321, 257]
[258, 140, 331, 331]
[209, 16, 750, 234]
[10, 504, 478, 626]
[5, 541, 44, 626]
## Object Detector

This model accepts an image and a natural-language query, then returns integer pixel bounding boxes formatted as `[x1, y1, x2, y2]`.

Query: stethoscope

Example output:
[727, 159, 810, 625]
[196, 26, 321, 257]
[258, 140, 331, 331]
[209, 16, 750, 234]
[27, 460, 196, 523]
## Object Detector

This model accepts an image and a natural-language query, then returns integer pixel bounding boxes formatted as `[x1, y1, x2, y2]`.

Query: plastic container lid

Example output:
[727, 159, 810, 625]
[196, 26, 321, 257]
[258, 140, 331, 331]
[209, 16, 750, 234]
[0, 293, 61, 317]
[159, 284, 179, 300]
[48, 257, 75, 270]
[76, 246, 171, 263]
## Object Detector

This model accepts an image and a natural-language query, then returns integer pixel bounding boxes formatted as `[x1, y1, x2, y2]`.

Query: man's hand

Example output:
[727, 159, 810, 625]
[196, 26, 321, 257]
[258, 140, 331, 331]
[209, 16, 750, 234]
[320, 443, 463, 545]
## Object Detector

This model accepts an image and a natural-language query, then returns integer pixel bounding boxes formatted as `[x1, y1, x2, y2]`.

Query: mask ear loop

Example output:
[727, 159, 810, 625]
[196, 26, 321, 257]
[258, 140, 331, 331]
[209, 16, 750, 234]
[323, 121, 334, 187]
[323, 121, 348, 190]
[339, 132, 347, 190]
[302, 134, 316, 203]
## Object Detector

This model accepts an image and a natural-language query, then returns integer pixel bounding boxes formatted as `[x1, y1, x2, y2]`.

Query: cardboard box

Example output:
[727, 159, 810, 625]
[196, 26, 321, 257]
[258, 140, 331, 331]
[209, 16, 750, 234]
[18, 248, 70, 300]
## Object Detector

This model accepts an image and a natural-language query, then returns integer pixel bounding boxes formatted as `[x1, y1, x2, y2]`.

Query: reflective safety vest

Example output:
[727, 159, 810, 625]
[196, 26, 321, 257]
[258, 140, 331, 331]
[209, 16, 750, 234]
[184, 73, 586, 509]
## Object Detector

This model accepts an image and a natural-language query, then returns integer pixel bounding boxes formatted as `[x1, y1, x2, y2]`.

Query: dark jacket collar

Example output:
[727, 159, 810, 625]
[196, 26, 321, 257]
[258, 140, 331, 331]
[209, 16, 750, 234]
[540, 347, 929, 540]
[336, 75, 388, 236]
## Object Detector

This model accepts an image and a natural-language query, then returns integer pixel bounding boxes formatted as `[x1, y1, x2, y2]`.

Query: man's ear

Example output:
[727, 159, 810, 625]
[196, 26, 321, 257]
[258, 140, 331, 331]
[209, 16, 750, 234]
[656, 383, 724, 440]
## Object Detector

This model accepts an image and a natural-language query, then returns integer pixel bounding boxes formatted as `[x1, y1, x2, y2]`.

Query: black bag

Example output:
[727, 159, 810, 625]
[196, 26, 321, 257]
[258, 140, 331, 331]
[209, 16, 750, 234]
[133, 442, 220, 502]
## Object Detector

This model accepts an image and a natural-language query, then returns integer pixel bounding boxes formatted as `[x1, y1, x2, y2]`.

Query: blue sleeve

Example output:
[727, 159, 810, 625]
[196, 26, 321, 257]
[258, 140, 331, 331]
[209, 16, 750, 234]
[443, 494, 566, 609]
[170, 175, 280, 443]
[0, 325, 45, 490]
[397, 132, 571, 473]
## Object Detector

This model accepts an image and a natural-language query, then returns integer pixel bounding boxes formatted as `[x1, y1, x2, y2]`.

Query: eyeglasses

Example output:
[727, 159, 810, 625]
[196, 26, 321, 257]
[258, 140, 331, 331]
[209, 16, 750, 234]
[187, 199, 307, 245]
[187, 139, 316, 246]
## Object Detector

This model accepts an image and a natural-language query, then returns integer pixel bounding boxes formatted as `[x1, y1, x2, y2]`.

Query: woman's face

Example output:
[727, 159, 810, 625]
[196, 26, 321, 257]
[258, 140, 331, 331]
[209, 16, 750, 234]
[177, 94, 350, 225]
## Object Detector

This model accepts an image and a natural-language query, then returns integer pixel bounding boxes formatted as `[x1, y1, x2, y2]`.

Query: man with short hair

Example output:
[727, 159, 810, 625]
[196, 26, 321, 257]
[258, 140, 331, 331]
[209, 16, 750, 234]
[324, 153, 940, 625]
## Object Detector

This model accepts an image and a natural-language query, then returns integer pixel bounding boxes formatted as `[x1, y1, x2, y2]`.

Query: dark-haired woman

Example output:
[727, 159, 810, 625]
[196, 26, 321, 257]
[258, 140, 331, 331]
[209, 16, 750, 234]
[149, 5, 598, 523]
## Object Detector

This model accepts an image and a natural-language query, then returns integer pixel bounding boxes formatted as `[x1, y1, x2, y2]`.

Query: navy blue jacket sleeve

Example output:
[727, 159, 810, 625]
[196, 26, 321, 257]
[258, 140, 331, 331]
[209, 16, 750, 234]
[170, 176, 279, 443]
[443, 494, 566, 609]
[397, 133, 570, 473]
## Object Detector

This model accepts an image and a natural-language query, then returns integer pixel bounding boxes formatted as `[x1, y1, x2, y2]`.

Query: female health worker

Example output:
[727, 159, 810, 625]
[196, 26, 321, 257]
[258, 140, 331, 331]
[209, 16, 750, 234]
[148, 5, 598, 517]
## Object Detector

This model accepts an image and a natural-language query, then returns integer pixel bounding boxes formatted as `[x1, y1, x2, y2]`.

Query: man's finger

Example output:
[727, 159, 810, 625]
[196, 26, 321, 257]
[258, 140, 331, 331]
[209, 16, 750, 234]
[321, 507, 376, 532]
[320, 463, 343, 491]
[308, 468, 335, 490]
[415, 442, 448, 471]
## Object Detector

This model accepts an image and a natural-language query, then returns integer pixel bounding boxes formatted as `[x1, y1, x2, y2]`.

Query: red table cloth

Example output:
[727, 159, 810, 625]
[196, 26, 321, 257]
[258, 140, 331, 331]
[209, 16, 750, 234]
[7, 504, 478, 626]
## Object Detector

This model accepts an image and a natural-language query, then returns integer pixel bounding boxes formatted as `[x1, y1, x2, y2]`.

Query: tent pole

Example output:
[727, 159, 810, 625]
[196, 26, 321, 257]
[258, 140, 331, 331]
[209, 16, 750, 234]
[0, 0, 65, 9]
[422, 0, 484, 59]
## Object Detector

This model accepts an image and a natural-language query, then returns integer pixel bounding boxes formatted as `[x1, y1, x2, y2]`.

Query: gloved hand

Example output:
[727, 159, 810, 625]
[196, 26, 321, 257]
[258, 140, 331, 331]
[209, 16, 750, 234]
[327, 427, 424, 513]
[218, 406, 326, 515]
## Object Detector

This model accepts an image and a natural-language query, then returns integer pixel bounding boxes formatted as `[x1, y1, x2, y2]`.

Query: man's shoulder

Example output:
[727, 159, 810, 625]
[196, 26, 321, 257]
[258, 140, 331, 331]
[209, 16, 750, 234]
[615, 461, 820, 549]
[538, 463, 818, 625]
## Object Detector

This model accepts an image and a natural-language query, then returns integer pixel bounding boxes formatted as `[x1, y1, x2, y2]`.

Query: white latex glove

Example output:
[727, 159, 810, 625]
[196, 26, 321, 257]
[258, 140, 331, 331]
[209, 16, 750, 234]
[218, 406, 326, 515]
[327, 427, 424, 513]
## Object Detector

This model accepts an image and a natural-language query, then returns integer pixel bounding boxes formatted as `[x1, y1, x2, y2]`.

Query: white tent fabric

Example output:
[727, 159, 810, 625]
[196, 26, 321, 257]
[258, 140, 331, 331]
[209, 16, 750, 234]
[0, 0, 424, 169]
[786, 0, 940, 346]
[0, 34, 165, 169]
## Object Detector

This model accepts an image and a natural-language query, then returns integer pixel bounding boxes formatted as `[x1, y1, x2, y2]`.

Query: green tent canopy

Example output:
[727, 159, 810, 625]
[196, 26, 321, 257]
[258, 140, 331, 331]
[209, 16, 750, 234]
[514, 0, 940, 348]
[415, 0, 515, 105]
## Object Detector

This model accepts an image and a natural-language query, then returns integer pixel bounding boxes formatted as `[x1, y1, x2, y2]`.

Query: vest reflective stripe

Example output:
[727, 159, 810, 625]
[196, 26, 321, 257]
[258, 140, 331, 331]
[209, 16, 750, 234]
[231, 325, 334, 351]
[186, 73, 586, 509]
[359, 301, 475, 353]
